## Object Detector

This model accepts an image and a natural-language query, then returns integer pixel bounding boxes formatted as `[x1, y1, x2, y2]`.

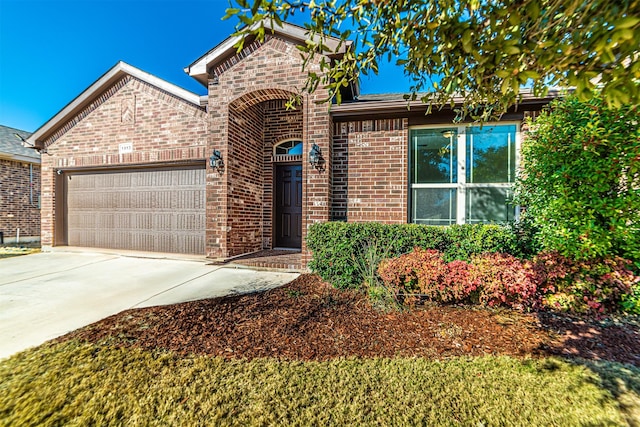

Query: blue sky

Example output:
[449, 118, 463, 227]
[0, 0, 408, 132]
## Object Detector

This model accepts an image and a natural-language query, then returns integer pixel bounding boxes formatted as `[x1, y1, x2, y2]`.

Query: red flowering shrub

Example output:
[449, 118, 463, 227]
[533, 252, 639, 314]
[530, 251, 573, 293]
[378, 248, 447, 306]
[378, 248, 639, 315]
[470, 253, 538, 311]
[379, 249, 535, 309]
[378, 248, 481, 305]
[441, 260, 479, 303]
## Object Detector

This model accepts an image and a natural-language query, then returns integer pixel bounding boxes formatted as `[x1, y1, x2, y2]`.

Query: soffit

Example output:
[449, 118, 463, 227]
[330, 88, 561, 119]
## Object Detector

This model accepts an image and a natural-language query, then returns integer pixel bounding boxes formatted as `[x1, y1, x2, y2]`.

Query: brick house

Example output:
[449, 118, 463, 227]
[0, 125, 41, 243]
[27, 23, 553, 264]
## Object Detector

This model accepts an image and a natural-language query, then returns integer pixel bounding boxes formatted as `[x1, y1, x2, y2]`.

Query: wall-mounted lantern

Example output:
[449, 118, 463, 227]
[209, 149, 224, 172]
[309, 143, 323, 170]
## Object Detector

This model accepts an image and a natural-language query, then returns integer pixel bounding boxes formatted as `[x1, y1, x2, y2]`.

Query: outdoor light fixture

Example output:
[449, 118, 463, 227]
[209, 149, 224, 172]
[308, 143, 323, 170]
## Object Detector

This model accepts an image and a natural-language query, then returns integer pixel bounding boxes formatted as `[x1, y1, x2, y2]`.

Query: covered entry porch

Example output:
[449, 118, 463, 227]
[206, 89, 316, 260]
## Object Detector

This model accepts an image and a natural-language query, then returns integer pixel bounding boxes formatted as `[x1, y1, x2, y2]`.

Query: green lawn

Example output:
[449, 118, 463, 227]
[1, 341, 639, 426]
[0, 245, 40, 259]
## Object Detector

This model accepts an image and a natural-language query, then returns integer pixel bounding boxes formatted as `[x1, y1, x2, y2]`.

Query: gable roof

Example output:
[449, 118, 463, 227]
[185, 21, 351, 87]
[0, 125, 39, 163]
[28, 61, 203, 148]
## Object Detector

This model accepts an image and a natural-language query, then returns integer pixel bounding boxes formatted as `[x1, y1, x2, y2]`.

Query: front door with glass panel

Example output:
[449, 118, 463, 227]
[410, 124, 518, 225]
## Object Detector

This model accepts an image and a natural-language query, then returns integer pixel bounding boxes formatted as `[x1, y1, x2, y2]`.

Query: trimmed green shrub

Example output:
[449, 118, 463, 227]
[307, 222, 449, 289]
[516, 95, 640, 263]
[307, 222, 521, 289]
[444, 224, 522, 261]
[505, 218, 543, 260]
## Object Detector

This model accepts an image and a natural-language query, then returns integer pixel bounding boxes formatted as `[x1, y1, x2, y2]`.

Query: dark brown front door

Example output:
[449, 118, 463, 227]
[275, 164, 302, 248]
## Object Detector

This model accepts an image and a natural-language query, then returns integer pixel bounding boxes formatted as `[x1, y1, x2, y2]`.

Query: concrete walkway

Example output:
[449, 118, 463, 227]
[0, 252, 299, 360]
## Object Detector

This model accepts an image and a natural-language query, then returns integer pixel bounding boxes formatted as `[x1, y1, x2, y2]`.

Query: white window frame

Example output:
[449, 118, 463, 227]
[409, 122, 521, 225]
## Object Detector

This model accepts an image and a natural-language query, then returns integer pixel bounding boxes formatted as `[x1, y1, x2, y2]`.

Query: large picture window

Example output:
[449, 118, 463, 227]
[410, 124, 518, 225]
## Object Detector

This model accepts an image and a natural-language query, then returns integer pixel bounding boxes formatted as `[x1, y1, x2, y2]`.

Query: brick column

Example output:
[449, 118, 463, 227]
[206, 81, 229, 259]
[301, 94, 332, 267]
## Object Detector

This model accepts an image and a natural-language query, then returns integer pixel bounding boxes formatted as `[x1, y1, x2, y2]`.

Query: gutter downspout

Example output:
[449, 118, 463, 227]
[29, 164, 35, 207]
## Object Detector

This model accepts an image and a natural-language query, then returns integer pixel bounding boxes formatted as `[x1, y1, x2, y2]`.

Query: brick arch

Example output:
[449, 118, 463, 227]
[269, 132, 303, 148]
[229, 87, 298, 112]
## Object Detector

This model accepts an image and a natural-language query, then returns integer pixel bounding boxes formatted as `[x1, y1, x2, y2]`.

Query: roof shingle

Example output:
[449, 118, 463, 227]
[0, 125, 39, 162]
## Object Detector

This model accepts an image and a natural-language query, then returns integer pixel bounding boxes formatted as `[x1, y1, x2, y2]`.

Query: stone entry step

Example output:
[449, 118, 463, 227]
[224, 249, 302, 272]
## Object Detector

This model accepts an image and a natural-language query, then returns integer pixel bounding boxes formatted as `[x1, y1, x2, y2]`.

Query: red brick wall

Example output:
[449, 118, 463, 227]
[263, 99, 303, 147]
[227, 102, 265, 256]
[332, 128, 348, 221]
[40, 76, 208, 247]
[301, 93, 332, 265]
[0, 160, 41, 238]
[331, 119, 408, 223]
[207, 35, 331, 260]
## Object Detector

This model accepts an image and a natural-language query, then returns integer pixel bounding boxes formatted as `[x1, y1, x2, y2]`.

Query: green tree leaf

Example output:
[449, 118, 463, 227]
[515, 94, 640, 262]
[224, 0, 640, 119]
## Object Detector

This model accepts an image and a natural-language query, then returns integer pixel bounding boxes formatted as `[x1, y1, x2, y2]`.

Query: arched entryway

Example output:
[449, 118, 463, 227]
[224, 90, 304, 255]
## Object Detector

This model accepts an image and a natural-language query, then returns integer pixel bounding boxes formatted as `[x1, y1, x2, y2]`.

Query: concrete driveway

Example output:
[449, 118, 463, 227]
[0, 251, 299, 360]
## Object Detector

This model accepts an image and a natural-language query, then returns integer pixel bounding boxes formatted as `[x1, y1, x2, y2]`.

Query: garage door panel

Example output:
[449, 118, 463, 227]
[66, 167, 205, 254]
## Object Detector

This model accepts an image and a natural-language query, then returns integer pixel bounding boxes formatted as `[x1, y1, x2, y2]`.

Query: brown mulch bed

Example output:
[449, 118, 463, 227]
[58, 274, 640, 365]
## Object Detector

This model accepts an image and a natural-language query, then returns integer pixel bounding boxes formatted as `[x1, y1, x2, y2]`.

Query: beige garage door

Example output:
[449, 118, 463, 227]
[66, 167, 205, 254]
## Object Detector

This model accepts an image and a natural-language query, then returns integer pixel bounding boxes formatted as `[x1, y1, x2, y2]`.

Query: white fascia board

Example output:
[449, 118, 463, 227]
[185, 21, 350, 79]
[119, 62, 201, 105]
[185, 35, 241, 77]
[28, 61, 201, 145]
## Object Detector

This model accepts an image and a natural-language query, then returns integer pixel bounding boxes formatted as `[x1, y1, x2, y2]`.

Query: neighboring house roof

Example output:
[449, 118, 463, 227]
[28, 61, 203, 148]
[0, 125, 39, 164]
[184, 21, 352, 87]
